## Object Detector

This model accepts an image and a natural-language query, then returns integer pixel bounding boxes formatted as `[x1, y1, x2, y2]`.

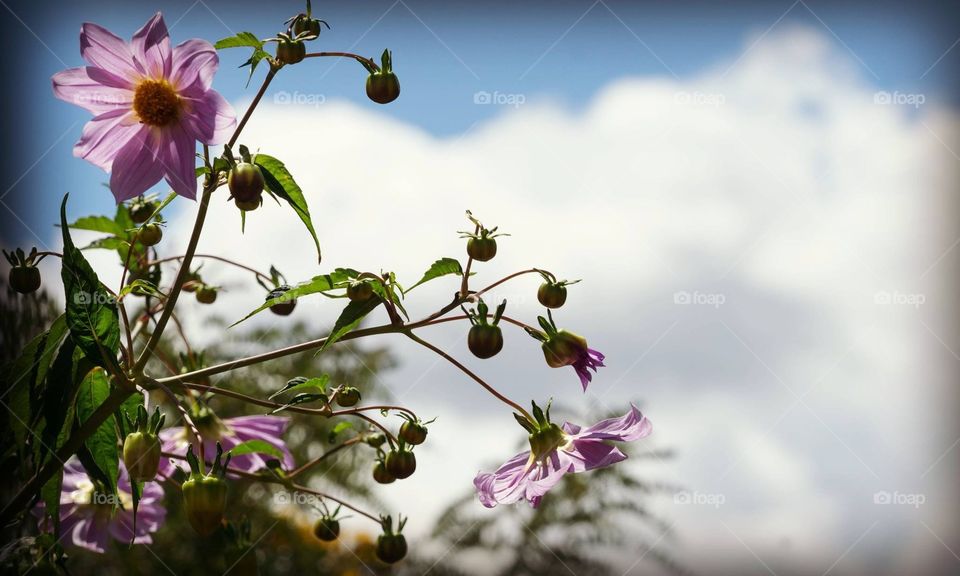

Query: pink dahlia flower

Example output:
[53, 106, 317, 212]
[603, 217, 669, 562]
[474, 404, 651, 508]
[52, 13, 236, 202]
[35, 458, 166, 553]
[158, 414, 295, 477]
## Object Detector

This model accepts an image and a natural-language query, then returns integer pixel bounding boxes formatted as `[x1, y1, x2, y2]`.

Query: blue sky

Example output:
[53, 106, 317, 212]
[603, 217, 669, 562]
[1, 0, 958, 245]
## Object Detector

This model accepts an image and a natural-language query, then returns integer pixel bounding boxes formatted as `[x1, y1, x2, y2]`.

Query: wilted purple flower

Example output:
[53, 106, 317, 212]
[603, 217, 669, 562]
[158, 414, 295, 477]
[35, 459, 166, 553]
[51, 13, 235, 202]
[474, 404, 651, 508]
[537, 321, 605, 391]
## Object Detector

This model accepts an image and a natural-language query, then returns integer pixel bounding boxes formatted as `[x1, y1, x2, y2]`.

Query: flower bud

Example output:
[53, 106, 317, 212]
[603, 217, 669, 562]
[182, 443, 231, 537]
[313, 516, 340, 542]
[122, 405, 165, 482]
[541, 330, 589, 368]
[399, 420, 428, 446]
[385, 447, 416, 479]
[376, 515, 408, 564]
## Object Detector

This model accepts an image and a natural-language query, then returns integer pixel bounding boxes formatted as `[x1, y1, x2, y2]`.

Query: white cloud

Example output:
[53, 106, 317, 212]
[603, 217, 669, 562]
[38, 25, 959, 575]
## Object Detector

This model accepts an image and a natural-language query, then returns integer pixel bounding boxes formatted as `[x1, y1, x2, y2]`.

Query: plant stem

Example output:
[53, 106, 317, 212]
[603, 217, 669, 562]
[147, 253, 273, 284]
[133, 184, 214, 374]
[229, 68, 277, 149]
[303, 51, 377, 70]
[403, 330, 533, 421]
[135, 68, 278, 375]
[288, 436, 362, 478]
[473, 268, 546, 300]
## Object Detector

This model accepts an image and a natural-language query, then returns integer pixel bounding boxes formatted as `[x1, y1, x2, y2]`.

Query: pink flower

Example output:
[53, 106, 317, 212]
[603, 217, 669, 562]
[158, 414, 295, 477]
[35, 459, 166, 553]
[51, 13, 236, 202]
[474, 404, 651, 508]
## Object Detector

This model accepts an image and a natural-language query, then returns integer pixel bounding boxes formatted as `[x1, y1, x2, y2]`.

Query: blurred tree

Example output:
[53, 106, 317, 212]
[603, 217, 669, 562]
[400, 408, 684, 576]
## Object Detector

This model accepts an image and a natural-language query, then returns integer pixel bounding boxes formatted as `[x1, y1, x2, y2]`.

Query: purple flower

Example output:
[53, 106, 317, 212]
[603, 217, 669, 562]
[474, 404, 651, 508]
[35, 459, 166, 553]
[540, 327, 605, 392]
[572, 347, 605, 391]
[51, 13, 236, 202]
[158, 414, 295, 477]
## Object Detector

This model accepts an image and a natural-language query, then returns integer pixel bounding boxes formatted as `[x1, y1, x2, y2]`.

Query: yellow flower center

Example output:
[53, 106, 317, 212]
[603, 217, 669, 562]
[133, 79, 180, 127]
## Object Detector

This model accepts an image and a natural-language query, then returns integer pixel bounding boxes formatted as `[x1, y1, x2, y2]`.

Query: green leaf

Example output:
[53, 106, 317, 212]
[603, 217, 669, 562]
[318, 297, 382, 354]
[228, 439, 285, 460]
[215, 32, 263, 50]
[118, 279, 165, 300]
[76, 368, 119, 494]
[4, 315, 68, 447]
[405, 258, 464, 293]
[37, 344, 85, 534]
[67, 215, 125, 236]
[328, 421, 354, 444]
[80, 236, 127, 252]
[255, 154, 322, 263]
[60, 195, 121, 369]
[231, 269, 356, 326]
[268, 375, 329, 399]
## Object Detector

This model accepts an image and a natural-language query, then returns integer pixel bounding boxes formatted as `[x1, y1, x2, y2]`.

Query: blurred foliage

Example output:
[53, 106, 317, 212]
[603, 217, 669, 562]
[0, 287, 59, 366]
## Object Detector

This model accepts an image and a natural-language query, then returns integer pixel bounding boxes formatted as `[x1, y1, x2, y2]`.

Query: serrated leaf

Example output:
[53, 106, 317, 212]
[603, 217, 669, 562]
[317, 297, 382, 354]
[4, 315, 68, 447]
[231, 269, 356, 326]
[76, 368, 119, 495]
[255, 154, 322, 263]
[80, 236, 127, 252]
[214, 31, 263, 50]
[228, 439, 285, 460]
[60, 195, 121, 370]
[405, 258, 464, 292]
[66, 215, 125, 236]
[270, 393, 328, 414]
[118, 279, 165, 300]
[268, 375, 329, 399]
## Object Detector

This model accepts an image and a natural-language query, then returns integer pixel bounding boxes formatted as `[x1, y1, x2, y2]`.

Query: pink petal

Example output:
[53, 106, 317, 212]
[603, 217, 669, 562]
[182, 89, 236, 145]
[73, 109, 141, 171]
[171, 39, 219, 93]
[80, 22, 141, 82]
[570, 403, 652, 442]
[159, 123, 198, 199]
[109, 128, 165, 202]
[52, 67, 133, 114]
[474, 451, 534, 508]
[560, 439, 627, 472]
[131, 13, 171, 79]
[69, 515, 111, 553]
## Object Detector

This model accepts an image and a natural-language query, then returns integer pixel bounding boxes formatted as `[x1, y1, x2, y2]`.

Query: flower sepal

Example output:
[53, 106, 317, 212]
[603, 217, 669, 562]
[122, 405, 165, 482]
[522, 400, 567, 461]
[181, 443, 231, 537]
